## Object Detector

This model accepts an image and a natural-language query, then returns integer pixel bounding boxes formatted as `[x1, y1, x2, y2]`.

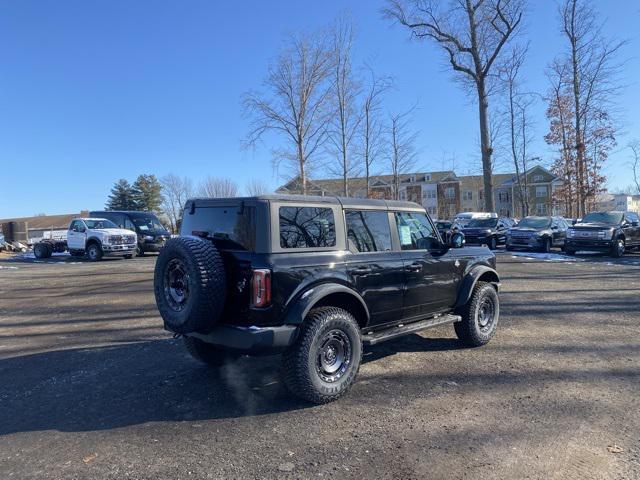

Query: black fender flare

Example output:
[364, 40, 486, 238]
[454, 265, 500, 309]
[283, 283, 370, 326]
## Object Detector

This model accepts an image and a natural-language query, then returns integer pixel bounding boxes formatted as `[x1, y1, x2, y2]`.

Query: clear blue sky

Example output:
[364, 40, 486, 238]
[1, 1, 638, 218]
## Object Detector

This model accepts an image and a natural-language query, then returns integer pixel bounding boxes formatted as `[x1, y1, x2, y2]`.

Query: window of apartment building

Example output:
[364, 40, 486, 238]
[533, 174, 543, 182]
[425, 174, 431, 181]
[479, 190, 484, 201]
[423, 188, 436, 199]
[444, 187, 455, 199]
[536, 203, 548, 215]
[399, 190, 406, 200]
[463, 190, 473, 201]
[498, 192, 510, 202]
[427, 206, 437, 216]
[536, 186, 547, 197]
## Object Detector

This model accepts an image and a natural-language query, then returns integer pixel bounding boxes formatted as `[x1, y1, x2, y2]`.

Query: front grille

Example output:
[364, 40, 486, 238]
[110, 235, 136, 245]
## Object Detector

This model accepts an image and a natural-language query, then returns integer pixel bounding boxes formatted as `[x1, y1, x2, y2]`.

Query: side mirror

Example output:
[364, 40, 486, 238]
[450, 232, 465, 249]
[572, 219, 577, 225]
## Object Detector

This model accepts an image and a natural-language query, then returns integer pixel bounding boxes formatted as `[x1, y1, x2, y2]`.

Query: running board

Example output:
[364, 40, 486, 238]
[363, 314, 461, 346]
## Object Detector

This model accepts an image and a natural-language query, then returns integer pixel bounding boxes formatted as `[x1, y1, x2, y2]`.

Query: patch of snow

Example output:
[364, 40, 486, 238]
[0, 265, 18, 270]
[508, 251, 584, 262]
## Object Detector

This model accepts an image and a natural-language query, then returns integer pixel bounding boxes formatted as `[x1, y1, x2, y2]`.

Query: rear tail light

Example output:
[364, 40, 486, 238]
[250, 269, 271, 308]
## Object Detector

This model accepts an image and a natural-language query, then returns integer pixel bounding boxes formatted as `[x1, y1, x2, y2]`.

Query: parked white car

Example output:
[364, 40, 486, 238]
[66, 218, 137, 260]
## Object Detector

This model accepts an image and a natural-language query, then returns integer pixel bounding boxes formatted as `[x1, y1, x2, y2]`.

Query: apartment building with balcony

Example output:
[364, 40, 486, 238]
[276, 165, 562, 219]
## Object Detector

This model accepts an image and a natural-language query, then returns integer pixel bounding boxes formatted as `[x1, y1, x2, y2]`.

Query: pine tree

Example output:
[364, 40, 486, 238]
[106, 179, 136, 210]
[132, 174, 163, 212]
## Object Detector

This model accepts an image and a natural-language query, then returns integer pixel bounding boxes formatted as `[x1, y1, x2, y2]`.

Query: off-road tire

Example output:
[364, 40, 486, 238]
[183, 336, 237, 366]
[282, 307, 362, 404]
[87, 242, 103, 262]
[154, 236, 226, 334]
[455, 281, 499, 347]
[611, 238, 625, 258]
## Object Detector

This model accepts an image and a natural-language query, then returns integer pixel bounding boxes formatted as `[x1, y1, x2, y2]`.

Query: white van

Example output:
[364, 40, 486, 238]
[453, 212, 496, 228]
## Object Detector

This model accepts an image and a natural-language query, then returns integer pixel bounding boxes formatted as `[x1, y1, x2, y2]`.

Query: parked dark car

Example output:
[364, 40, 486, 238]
[461, 216, 510, 250]
[90, 210, 171, 255]
[153, 195, 501, 404]
[434, 220, 459, 243]
[506, 216, 569, 252]
[565, 211, 640, 258]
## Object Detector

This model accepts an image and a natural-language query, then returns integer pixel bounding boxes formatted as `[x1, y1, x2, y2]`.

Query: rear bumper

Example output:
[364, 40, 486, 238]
[186, 324, 299, 355]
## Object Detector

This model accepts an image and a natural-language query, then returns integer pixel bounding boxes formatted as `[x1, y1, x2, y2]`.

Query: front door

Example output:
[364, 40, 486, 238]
[345, 210, 405, 328]
[66, 220, 86, 250]
[394, 211, 460, 319]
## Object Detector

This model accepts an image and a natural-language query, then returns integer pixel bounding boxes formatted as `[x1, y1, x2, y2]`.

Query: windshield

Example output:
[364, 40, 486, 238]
[436, 222, 451, 229]
[581, 212, 623, 224]
[85, 219, 117, 229]
[517, 217, 551, 229]
[131, 214, 166, 232]
[467, 218, 498, 228]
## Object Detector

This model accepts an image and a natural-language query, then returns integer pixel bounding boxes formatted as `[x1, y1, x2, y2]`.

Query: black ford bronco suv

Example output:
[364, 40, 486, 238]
[565, 211, 640, 258]
[154, 195, 501, 404]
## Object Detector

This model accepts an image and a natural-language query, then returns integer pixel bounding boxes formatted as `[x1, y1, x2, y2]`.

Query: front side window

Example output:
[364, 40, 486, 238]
[279, 207, 336, 249]
[345, 210, 392, 253]
[395, 211, 439, 250]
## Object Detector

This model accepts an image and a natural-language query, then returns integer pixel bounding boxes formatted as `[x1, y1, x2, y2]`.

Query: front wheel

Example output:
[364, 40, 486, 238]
[282, 307, 362, 404]
[487, 236, 497, 250]
[455, 282, 499, 347]
[87, 243, 103, 262]
[611, 238, 625, 258]
[541, 237, 551, 253]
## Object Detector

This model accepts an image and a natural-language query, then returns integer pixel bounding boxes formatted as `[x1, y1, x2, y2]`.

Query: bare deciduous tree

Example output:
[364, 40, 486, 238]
[360, 67, 392, 198]
[326, 20, 362, 196]
[245, 178, 270, 196]
[630, 141, 640, 195]
[198, 176, 238, 198]
[386, 109, 419, 200]
[500, 46, 534, 217]
[243, 31, 333, 195]
[385, 0, 523, 212]
[559, 0, 624, 216]
[160, 174, 193, 233]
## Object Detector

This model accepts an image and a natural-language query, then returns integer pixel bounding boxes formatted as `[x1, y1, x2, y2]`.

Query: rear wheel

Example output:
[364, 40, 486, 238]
[611, 238, 625, 258]
[282, 307, 362, 404]
[183, 336, 237, 366]
[455, 282, 499, 347]
[33, 243, 51, 259]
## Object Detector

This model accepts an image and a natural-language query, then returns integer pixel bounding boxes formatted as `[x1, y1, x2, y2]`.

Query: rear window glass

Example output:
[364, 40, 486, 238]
[346, 210, 392, 253]
[181, 206, 256, 251]
[279, 206, 336, 249]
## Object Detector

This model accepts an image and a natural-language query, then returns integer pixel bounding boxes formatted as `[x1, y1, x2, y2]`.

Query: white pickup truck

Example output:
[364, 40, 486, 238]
[33, 218, 137, 261]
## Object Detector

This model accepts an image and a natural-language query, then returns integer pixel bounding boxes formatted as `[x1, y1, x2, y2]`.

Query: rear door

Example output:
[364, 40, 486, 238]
[344, 210, 404, 328]
[394, 211, 460, 319]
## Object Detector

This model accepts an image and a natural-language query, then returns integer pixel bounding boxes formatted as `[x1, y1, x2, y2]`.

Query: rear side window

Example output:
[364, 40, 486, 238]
[345, 210, 392, 253]
[279, 206, 336, 249]
[181, 206, 256, 251]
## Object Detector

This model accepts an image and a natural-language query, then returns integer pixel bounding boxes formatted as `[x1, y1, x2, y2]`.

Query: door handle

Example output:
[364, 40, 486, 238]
[406, 263, 422, 272]
[348, 266, 372, 276]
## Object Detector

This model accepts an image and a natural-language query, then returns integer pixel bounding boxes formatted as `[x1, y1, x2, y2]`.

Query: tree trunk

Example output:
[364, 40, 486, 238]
[297, 140, 307, 195]
[477, 81, 494, 212]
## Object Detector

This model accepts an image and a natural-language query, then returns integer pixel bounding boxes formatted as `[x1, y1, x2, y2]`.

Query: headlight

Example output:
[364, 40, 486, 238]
[144, 235, 154, 241]
[105, 236, 113, 244]
[567, 229, 575, 238]
[598, 229, 613, 239]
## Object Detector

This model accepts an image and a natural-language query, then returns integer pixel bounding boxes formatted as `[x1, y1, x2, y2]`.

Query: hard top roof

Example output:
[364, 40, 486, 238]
[187, 194, 424, 211]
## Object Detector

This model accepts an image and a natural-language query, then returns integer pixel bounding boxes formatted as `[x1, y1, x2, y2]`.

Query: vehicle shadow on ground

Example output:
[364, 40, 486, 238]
[0, 334, 465, 436]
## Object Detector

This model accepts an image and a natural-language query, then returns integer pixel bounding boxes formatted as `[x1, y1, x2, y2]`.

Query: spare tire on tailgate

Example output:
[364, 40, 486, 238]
[154, 236, 226, 334]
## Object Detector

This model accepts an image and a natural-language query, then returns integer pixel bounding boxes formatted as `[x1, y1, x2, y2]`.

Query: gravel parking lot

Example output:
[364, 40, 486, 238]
[1, 251, 639, 479]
